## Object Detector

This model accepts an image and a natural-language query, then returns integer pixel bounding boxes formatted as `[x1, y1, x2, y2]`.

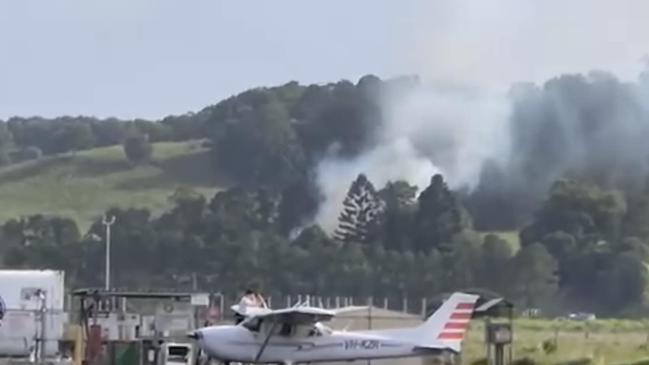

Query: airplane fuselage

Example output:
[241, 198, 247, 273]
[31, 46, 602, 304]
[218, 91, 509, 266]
[196, 325, 442, 364]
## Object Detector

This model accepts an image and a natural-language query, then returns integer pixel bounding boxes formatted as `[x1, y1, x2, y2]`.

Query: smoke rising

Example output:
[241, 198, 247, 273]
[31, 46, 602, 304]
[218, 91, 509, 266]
[314, 0, 649, 232]
[314, 84, 511, 232]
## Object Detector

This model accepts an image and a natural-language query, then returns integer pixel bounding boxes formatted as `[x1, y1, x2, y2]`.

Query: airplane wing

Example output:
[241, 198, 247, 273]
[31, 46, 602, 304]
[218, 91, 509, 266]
[331, 306, 368, 315]
[254, 306, 338, 325]
[230, 304, 272, 317]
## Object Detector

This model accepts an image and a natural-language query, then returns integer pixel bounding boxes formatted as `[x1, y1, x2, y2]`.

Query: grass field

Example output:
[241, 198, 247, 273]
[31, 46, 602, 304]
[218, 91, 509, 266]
[460, 319, 649, 364]
[0, 140, 230, 230]
[334, 310, 649, 365]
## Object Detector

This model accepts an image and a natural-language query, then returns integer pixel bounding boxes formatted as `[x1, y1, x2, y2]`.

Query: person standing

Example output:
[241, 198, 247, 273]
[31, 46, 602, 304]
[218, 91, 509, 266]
[235, 289, 257, 324]
[254, 290, 268, 308]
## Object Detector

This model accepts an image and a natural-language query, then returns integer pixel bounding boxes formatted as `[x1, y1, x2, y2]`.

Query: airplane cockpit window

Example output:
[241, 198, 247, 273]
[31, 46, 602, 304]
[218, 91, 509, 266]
[242, 317, 262, 332]
[307, 327, 322, 337]
[279, 323, 293, 336]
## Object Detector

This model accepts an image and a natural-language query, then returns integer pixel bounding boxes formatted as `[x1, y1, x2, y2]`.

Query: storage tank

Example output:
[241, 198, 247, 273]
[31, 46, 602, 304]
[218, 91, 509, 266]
[0, 270, 66, 358]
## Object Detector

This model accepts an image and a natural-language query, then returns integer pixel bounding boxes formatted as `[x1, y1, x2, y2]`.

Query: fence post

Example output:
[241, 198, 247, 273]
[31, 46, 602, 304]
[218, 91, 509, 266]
[335, 296, 340, 308]
[367, 297, 373, 329]
[421, 298, 427, 318]
[383, 297, 388, 310]
[286, 295, 291, 308]
[220, 295, 225, 319]
[402, 297, 408, 313]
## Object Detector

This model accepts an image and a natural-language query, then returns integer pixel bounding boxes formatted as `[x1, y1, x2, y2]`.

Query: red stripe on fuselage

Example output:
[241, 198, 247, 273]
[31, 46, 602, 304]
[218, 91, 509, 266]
[455, 303, 474, 310]
[444, 322, 468, 330]
[438, 332, 465, 340]
[450, 312, 472, 320]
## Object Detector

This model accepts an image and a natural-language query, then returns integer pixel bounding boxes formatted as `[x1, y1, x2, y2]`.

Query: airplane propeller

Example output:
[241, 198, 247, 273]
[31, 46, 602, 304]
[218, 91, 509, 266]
[187, 330, 201, 340]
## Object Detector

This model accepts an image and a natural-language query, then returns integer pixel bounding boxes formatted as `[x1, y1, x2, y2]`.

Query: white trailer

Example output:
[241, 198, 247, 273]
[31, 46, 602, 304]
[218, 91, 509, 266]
[0, 270, 67, 358]
[0, 270, 65, 311]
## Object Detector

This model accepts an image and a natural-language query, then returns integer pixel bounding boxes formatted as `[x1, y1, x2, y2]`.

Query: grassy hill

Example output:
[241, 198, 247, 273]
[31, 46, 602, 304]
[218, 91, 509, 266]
[0, 140, 231, 230]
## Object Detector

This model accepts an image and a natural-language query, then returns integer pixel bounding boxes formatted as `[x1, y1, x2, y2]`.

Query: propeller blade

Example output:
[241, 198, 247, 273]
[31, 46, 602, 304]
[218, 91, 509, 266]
[187, 330, 202, 340]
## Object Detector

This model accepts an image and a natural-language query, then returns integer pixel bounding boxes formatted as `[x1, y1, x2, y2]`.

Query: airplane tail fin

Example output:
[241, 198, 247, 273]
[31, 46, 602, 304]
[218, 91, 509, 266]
[414, 292, 480, 353]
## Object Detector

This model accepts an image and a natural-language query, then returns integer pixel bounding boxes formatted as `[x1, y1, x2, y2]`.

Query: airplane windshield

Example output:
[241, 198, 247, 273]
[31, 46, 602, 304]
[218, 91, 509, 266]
[241, 317, 262, 332]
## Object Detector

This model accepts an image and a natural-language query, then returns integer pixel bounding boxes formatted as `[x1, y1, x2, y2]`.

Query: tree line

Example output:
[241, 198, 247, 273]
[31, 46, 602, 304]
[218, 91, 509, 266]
[0, 114, 205, 165]
[2, 172, 649, 317]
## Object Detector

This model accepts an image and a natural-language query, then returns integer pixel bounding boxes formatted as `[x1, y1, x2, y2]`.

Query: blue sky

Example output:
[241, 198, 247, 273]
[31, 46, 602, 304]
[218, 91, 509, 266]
[0, 0, 421, 119]
[2, 0, 648, 120]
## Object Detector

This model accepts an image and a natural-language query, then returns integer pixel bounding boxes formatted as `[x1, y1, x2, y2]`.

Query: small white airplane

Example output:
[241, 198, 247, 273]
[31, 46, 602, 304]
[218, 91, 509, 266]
[189, 292, 479, 365]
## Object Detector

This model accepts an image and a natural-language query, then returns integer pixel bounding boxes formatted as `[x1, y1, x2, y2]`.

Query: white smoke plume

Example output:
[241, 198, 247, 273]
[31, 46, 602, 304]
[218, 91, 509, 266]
[314, 0, 649, 232]
[314, 84, 511, 233]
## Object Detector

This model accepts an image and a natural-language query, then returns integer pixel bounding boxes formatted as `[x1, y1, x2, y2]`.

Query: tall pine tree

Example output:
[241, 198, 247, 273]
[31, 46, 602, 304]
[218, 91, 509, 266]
[378, 181, 418, 251]
[414, 174, 470, 252]
[334, 174, 384, 244]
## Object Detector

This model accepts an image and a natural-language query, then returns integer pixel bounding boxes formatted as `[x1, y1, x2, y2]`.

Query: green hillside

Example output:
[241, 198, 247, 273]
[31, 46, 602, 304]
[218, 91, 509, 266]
[0, 140, 230, 230]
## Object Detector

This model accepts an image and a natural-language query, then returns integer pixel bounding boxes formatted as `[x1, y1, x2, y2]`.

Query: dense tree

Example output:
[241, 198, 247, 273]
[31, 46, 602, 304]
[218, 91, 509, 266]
[520, 179, 627, 247]
[540, 231, 578, 262]
[602, 252, 649, 314]
[414, 174, 471, 252]
[91, 119, 127, 147]
[0, 123, 13, 165]
[213, 92, 306, 188]
[0, 115, 202, 164]
[55, 122, 96, 153]
[1, 215, 81, 270]
[377, 181, 418, 251]
[157, 187, 208, 234]
[123, 134, 153, 165]
[277, 177, 320, 237]
[478, 234, 514, 294]
[511, 243, 559, 309]
[86, 207, 157, 287]
[623, 191, 649, 240]
[466, 160, 529, 230]
[443, 231, 483, 290]
[292, 226, 339, 294]
[206, 187, 279, 241]
[333, 174, 384, 244]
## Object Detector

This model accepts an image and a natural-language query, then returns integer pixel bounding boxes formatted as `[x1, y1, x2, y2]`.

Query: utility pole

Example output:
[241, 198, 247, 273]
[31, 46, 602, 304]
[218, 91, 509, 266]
[102, 215, 116, 290]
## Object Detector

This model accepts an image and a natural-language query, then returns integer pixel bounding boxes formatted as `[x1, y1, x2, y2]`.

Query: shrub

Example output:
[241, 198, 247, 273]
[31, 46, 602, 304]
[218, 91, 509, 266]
[123, 134, 153, 165]
[542, 339, 558, 354]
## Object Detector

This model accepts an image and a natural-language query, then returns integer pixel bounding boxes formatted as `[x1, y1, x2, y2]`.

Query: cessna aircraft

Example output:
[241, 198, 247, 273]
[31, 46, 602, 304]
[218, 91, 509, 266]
[189, 292, 479, 365]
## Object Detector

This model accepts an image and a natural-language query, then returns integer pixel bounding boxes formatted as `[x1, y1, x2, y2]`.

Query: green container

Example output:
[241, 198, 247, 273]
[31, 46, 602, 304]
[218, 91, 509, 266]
[112, 342, 139, 365]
